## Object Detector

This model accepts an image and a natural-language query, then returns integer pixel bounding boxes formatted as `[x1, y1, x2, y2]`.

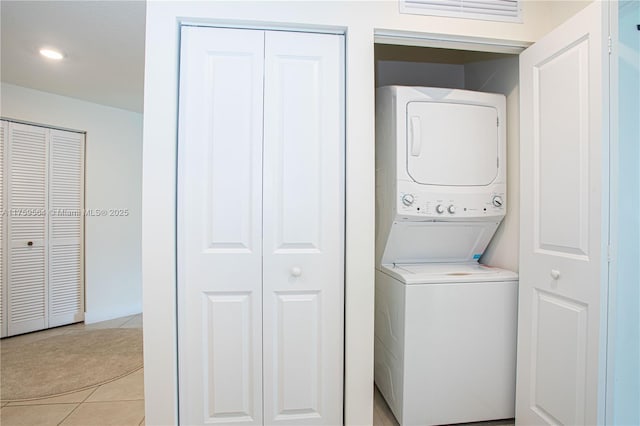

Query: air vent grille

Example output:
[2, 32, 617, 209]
[400, 0, 521, 22]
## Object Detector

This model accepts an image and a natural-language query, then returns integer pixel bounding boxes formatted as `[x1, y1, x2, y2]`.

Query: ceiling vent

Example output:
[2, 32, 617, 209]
[399, 0, 522, 23]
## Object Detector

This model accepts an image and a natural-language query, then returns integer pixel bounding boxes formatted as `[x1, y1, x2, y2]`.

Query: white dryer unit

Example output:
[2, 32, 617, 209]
[374, 263, 518, 426]
[375, 86, 507, 265]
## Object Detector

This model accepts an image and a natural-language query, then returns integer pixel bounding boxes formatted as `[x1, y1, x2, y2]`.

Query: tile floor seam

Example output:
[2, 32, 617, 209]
[54, 402, 81, 426]
[58, 402, 84, 426]
[60, 400, 145, 425]
[120, 317, 135, 328]
[0, 402, 79, 426]
[81, 387, 100, 403]
[80, 399, 145, 404]
[3, 386, 99, 407]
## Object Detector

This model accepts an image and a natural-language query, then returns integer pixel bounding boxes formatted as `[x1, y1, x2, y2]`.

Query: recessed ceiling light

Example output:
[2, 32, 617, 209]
[39, 48, 64, 60]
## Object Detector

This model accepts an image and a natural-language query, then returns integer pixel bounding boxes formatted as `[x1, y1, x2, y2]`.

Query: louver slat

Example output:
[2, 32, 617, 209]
[401, 0, 520, 22]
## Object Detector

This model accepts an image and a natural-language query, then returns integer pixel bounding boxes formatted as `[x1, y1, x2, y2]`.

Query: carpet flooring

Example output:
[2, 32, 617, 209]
[1, 328, 143, 401]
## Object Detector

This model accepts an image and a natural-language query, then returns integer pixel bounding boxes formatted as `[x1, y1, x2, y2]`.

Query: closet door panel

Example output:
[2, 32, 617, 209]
[262, 31, 345, 426]
[48, 130, 84, 327]
[516, 3, 606, 424]
[178, 26, 264, 426]
[1, 120, 6, 337]
[7, 122, 48, 335]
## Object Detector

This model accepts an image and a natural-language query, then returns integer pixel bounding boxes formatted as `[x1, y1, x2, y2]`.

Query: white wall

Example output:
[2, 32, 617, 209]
[1, 82, 143, 324]
[376, 61, 465, 88]
[464, 56, 520, 272]
[143, 2, 554, 425]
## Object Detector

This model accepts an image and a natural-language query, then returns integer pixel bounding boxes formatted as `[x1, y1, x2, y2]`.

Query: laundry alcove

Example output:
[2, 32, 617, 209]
[373, 3, 614, 422]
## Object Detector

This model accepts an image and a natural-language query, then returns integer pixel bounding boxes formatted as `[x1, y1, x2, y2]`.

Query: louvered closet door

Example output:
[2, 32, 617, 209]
[262, 31, 344, 426]
[178, 26, 265, 426]
[7, 122, 48, 336]
[0, 120, 7, 338]
[48, 130, 84, 327]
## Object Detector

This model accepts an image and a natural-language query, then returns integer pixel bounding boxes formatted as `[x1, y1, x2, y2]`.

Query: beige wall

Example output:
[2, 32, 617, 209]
[142, 2, 561, 425]
[549, 0, 594, 30]
[464, 57, 521, 271]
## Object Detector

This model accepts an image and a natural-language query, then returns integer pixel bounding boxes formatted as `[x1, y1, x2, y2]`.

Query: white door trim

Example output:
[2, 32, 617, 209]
[373, 29, 530, 54]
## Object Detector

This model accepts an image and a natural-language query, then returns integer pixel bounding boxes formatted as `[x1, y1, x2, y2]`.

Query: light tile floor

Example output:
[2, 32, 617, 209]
[0, 314, 144, 426]
[3, 316, 515, 426]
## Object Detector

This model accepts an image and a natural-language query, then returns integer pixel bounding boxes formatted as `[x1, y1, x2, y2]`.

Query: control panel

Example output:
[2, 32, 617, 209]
[396, 182, 506, 219]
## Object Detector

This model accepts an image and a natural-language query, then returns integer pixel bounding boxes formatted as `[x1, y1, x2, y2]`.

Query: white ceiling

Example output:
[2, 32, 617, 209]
[1, 1, 146, 113]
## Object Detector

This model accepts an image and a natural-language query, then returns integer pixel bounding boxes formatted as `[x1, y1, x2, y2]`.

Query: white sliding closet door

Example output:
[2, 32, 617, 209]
[178, 27, 265, 426]
[178, 26, 344, 426]
[48, 130, 85, 327]
[262, 31, 344, 426]
[7, 122, 48, 336]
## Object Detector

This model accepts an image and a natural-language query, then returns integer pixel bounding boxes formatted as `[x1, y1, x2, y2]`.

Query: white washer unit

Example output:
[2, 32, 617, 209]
[375, 264, 518, 425]
[374, 86, 518, 425]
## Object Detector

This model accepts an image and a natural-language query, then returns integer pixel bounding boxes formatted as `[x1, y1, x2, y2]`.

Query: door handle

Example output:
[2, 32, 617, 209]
[27, 241, 34, 247]
[410, 116, 421, 157]
[290, 267, 302, 277]
[550, 269, 560, 280]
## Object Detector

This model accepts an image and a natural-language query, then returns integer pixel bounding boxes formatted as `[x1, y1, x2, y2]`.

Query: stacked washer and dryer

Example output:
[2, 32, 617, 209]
[374, 86, 518, 425]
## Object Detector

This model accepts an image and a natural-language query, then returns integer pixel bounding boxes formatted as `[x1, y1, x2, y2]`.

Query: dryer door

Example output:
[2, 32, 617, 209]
[406, 101, 498, 186]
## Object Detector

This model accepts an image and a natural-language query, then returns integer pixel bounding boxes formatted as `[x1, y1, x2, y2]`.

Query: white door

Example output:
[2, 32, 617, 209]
[517, 2, 608, 425]
[48, 129, 85, 327]
[262, 31, 344, 425]
[178, 26, 344, 426]
[178, 26, 265, 426]
[7, 122, 49, 336]
[0, 120, 6, 337]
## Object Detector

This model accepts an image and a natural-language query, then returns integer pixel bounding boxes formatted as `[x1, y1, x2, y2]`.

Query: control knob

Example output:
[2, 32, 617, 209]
[492, 195, 504, 208]
[435, 204, 445, 214]
[447, 205, 456, 214]
[402, 194, 415, 206]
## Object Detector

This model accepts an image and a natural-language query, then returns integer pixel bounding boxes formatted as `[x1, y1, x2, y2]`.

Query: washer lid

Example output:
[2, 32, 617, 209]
[381, 262, 518, 284]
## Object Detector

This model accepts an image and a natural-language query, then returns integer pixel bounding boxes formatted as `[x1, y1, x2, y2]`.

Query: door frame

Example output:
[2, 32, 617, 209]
[604, 1, 631, 424]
